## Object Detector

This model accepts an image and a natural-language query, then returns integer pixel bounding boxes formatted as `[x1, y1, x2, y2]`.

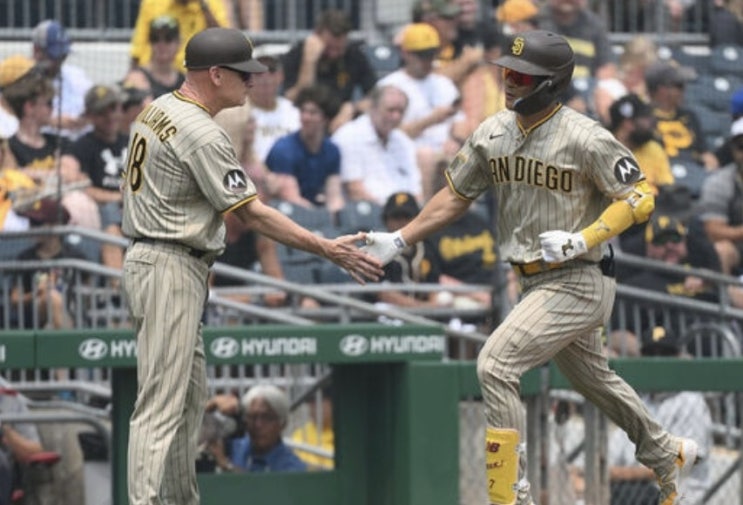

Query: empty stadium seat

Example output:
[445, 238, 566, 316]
[335, 200, 384, 235]
[687, 74, 742, 112]
[362, 44, 401, 80]
[669, 158, 708, 198]
[691, 104, 732, 138]
[709, 44, 743, 78]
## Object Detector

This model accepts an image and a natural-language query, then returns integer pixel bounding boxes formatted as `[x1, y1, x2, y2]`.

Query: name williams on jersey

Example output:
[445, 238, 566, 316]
[489, 155, 572, 192]
[138, 105, 177, 143]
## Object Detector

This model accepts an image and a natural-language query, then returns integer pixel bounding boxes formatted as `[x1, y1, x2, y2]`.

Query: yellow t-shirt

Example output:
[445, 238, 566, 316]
[130, 0, 232, 72]
[290, 422, 334, 470]
[632, 140, 674, 195]
[0, 168, 37, 229]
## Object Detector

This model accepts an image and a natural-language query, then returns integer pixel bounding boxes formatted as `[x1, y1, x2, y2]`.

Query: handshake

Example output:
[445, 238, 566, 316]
[360, 231, 407, 265]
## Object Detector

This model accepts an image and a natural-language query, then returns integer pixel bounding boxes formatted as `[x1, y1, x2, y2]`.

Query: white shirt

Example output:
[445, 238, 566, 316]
[252, 97, 301, 162]
[378, 69, 461, 150]
[332, 114, 422, 204]
[0, 106, 18, 138]
[43, 63, 93, 140]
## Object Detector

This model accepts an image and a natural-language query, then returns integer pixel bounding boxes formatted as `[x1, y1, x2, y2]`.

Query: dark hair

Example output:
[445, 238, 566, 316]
[3, 73, 54, 118]
[294, 84, 341, 120]
[315, 9, 352, 36]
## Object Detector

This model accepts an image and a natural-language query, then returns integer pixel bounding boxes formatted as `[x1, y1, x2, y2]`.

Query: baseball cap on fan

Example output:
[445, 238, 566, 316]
[184, 28, 267, 73]
[644, 213, 687, 246]
[32, 20, 71, 60]
[608, 93, 652, 130]
[731, 116, 743, 139]
[644, 61, 695, 92]
[400, 23, 441, 56]
[85, 85, 124, 115]
[0, 55, 35, 89]
[640, 326, 681, 357]
[383, 192, 421, 220]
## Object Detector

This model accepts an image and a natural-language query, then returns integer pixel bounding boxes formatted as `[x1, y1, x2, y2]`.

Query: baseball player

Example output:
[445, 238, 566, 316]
[363, 30, 699, 505]
[121, 27, 382, 505]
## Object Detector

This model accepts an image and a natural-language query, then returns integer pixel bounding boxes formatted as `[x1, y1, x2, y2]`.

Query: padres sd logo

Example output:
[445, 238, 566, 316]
[511, 37, 525, 56]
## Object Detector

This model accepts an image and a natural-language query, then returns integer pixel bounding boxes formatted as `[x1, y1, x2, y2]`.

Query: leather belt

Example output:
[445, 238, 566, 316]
[132, 237, 210, 260]
[510, 260, 564, 277]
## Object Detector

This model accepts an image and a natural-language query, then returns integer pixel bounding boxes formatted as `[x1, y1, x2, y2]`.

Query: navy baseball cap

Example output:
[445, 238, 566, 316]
[184, 28, 267, 73]
[32, 20, 71, 60]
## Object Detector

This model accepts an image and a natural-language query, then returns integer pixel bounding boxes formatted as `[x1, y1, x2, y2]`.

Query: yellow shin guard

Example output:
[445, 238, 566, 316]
[485, 427, 520, 505]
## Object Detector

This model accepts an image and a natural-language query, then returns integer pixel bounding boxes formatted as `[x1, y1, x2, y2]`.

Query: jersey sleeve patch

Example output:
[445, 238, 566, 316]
[223, 169, 249, 193]
[613, 156, 642, 184]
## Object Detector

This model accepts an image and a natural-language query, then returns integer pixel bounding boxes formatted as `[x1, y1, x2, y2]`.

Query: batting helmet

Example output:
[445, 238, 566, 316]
[494, 30, 575, 115]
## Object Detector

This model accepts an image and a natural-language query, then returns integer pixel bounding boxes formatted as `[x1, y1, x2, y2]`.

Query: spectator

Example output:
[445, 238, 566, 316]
[31, 20, 93, 140]
[119, 85, 152, 137]
[63, 85, 129, 272]
[282, 9, 377, 133]
[376, 191, 445, 309]
[646, 61, 717, 171]
[698, 117, 743, 275]
[450, 26, 506, 142]
[454, 0, 494, 48]
[495, 0, 540, 35]
[414, 0, 484, 87]
[130, 0, 232, 73]
[714, 86, 743, 168]
[290, 388, 334, 470]
[249, 47, 301, 163]
[538, 0, 617, 81]
[608, 326, 712, 505]
[332, 84, 422, 205]
[3, 64, 100, 231]
[0, 135, 36, 232]
[123, 15, 186, 99]
[265, 85, 344, 213]
[10, 199, 87, 331]
[0, 55, 35, 139]
[379, 23, 461, 200]
[227, 385, 307, 472]
[608, 93, 674, 196]
[593, 35, 659, 126]
[709, 0, 743, 47]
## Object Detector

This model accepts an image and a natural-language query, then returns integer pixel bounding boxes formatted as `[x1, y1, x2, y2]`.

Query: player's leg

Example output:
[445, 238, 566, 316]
[125, 248, 209, 505]
[477, 264, 611, 504]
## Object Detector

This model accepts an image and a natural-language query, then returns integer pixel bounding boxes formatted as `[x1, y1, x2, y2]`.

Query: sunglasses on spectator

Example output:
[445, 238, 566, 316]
[652, 232, 683, 246]
[503, 68, 536, 87]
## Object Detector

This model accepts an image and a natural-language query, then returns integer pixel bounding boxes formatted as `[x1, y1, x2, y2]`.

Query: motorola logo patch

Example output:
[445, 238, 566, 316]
[613, 157, 641, 184]
[210, 337, 240, 359]
[223, 170, 248, 194]
[339, 335, 369, 357]
[79, 339, 109, 361]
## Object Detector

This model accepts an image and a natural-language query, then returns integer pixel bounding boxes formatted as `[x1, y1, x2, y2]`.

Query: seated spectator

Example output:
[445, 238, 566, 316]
[379, 23, 462, 200]
[122, 15, 185, 98]
[332, 84, 422, 205]
[0, 55, 35, 139]
[63, 85, 130, 272]
[119, 84, 152, 137]
[31, 20, 93, 140]
[608, 326, 712, 505]
[376, 192, 446, 309]
[265, 85, 344, 213]
[227, 385, 307, 472]
[593, 36, 658, 126]
[608, 93, 674, 196]
[282, 9, 377, 133]
[708, 0, 743, 47]
[249, 47, 300, 163]
[3, 65, 99, 231]
[450, 26, 506, 142]
[10, 199, 87, 331]
[0, 135, 36, 232]
[495, 0, 539, 35]
[646, 61, 717, 170]
[290, 387, 334, 470]
[698, 117, 743, 275]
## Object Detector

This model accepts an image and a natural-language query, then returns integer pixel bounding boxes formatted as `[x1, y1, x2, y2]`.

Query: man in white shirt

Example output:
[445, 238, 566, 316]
[379, 22, 462, 199]
[332, 84, 422, 204]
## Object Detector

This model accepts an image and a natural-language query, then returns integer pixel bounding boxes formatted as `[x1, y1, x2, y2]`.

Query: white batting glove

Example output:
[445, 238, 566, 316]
[539, 230, 588, 263]
[362, 231, 407, 265]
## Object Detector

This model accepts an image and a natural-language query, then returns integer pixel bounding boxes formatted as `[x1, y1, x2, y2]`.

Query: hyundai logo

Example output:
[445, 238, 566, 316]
[210, 337, 240, 359]
[79, 339, 109, 361]
[339, 334, 369, 356]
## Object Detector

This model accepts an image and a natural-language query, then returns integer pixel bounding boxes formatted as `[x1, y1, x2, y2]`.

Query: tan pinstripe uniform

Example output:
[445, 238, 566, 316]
[121, 91, 257, 505]
[447, 105, 678, 504]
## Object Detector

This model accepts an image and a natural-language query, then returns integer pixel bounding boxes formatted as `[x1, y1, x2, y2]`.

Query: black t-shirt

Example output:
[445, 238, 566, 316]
[282, 41, 377, 103]
[9, 133, 71, 170]
[211, 231, 259, 287]
[430, 211, 497, 284]
[69, 132, 129, 191]
[381, 240, 440, 301]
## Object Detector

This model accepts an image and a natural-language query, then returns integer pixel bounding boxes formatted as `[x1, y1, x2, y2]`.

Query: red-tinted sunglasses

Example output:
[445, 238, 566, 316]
[503, 68, 536, 87]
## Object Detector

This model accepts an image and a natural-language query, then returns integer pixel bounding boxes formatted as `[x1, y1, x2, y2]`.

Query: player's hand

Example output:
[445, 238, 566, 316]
[361, 231, 407, 266]
[539, 230, 587, 263]
[326, 233, 384, 284]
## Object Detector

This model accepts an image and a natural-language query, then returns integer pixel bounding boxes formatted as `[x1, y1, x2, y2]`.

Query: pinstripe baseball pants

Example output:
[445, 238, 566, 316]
[123, 242, 210, 505]
[476, 262, 678, 504]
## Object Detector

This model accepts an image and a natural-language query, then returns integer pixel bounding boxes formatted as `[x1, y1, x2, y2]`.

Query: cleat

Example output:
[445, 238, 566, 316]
[657, 438, 700, 505]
